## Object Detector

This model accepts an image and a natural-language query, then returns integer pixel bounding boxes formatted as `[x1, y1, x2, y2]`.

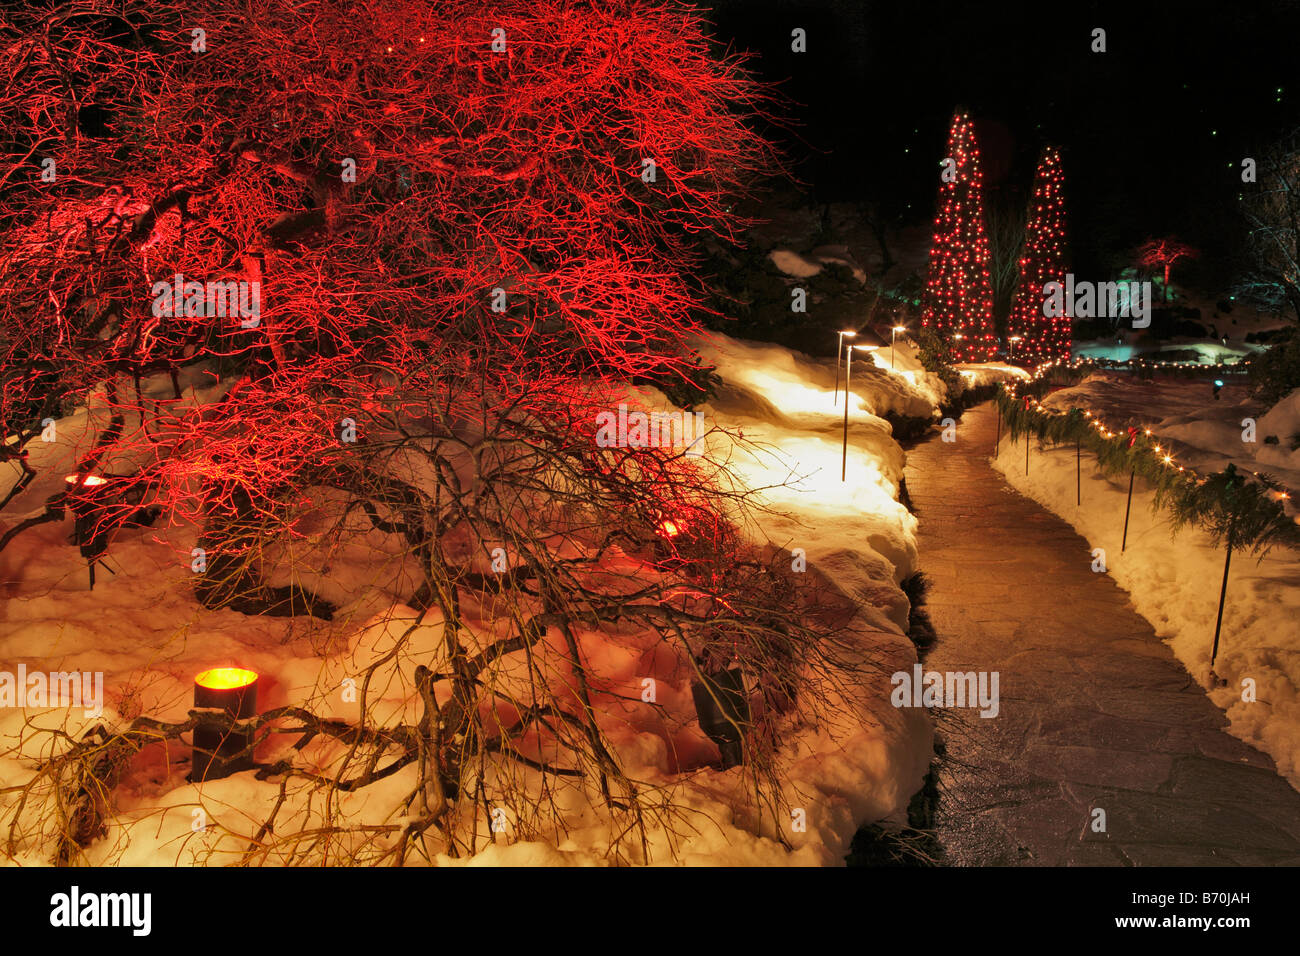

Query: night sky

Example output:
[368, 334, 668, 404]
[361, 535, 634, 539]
[706, 0, 1300, 285]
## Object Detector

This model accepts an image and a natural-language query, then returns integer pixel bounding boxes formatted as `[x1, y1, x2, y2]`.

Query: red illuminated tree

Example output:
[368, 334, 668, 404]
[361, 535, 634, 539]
[0, 0, 870, 865]
[920, 110, 996, 361]
[1137, 236, 1198, 302]
[1008, 146, 1070, 363]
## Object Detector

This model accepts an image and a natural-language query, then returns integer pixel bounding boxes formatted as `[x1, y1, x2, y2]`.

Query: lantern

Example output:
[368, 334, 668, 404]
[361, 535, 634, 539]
[691, 668, 749, 769]
[657, 518, 683, 538]
[191, 668, 259, 782]
[64, 474, 112, 587]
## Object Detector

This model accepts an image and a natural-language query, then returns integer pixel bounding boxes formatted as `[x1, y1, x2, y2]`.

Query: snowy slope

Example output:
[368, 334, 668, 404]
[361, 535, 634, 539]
[0, 333, 942, 866]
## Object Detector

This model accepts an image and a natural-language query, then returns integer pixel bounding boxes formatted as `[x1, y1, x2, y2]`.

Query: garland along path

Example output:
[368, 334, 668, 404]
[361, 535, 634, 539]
[902, 401, 1300, 865]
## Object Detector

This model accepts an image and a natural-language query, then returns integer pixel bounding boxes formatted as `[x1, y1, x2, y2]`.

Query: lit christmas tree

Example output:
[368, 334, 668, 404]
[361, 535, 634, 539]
[1008, 146, 1070, 363]
[920, 109, 996, 361]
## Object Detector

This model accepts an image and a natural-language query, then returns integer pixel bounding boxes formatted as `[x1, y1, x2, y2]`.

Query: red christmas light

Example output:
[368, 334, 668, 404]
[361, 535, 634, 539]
[920, 110, 996, 362]
[1007, 146, 1070, 363]
[0, 0, 779, 568]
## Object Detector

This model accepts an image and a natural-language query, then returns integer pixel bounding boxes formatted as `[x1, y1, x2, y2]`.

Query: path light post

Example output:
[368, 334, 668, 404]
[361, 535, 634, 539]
[833, 330, 856, 406]
[1008, 335, 1022, 361]
[1076, 438, 1081, 506]
[842, 344, 881, 481]
[891, 325, 907, 369]
[1211, 526, 1234, 673]
[1209, 465, 1244, 678]
[1121, 428, 1141, 552]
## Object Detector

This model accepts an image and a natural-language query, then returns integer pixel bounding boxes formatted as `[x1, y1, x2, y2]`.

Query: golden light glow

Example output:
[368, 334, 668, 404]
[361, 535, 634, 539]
[65, 474, 108, 486]
[195, 667, 259, 690]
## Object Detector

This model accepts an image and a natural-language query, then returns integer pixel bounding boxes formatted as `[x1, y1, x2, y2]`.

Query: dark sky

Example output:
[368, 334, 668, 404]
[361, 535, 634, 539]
[705, 0, 1300, 283]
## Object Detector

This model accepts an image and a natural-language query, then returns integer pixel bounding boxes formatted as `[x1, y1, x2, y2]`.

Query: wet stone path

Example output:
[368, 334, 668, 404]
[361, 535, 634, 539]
[903, 401, 1300, 866]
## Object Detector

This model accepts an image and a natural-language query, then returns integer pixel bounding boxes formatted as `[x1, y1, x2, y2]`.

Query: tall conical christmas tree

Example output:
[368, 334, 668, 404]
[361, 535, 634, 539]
[920, 110, 996, 361]
[1008, 146, 1070, 363]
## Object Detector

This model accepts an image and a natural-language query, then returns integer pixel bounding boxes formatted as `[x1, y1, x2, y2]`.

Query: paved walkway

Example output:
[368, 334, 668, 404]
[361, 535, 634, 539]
[904, 401, 1300, 866]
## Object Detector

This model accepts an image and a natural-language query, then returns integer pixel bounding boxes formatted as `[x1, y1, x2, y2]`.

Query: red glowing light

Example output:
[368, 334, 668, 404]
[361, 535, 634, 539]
[658, 519, 683, 538]
[195, 667, 259, 691]
[1, 0, 772, 631]
[919, 110, 996, 362]
[1138, 237, 1198, 296]
[1007, 146, 1071, 363]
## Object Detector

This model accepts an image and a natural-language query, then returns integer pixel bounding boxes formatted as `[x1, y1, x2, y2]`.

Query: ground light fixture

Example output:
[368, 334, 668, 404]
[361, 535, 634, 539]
[690, 668, 748, 769]
[833, 330, 857, 406]
[63, 473, 112, 587]
[657, 518, 683, 538]
[191, 667, 260, 782]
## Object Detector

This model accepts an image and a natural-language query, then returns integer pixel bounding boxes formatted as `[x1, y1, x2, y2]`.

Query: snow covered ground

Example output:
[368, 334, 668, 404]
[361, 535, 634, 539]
[992, 374, 1300, 788]
[0, 332, 952, 866]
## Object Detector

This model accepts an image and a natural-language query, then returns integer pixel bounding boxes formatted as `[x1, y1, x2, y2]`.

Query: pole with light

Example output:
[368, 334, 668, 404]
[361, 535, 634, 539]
[833, 330, 857, 406]
[841, 344, 880, 481]
[891, 325, 907, 369]
[1008, 335, 1022, 361]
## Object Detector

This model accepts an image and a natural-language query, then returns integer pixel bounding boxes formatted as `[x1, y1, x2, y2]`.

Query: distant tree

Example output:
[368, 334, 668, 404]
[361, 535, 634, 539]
[1007, 146, 1070, 362]
[920, 109, 996, 361]
[1137, 237, 1198, 302]
[985, 189, 1027, 334]
[1238, 128, 1300, 321]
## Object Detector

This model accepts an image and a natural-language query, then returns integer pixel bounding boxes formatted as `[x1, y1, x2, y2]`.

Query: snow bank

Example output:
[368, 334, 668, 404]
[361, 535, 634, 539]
[0, 333, 939, 866]
[1256, 388, 1300, 475]
[768, 245, 867, 284]
[955, 363, 1032, 389]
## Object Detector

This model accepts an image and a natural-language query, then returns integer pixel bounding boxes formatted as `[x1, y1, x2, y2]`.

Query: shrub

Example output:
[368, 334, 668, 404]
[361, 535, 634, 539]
[1247, 328, 1300, 405]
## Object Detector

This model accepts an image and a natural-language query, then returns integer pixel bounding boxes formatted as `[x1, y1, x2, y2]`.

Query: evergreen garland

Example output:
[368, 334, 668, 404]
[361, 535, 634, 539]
[995, 388, 1298, 555]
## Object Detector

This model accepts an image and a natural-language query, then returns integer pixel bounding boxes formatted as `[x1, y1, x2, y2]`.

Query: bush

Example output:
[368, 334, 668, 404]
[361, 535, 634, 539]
[913, 326, 961, 392]
[1247, 328, 1300, 405]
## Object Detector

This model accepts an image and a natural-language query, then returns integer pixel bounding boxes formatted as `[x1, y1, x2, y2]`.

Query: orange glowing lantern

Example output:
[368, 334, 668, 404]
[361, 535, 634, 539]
[195, 667, 259, 694]
[658, 519, 683, 538]
[192, 667, 259, 781]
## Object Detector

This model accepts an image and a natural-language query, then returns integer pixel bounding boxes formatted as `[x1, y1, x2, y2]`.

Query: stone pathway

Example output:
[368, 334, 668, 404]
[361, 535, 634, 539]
[904, 401, 1300, 866]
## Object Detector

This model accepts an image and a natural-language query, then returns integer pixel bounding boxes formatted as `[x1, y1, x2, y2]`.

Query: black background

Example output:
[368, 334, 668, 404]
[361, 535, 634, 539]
[706, 0, 1300, 285]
